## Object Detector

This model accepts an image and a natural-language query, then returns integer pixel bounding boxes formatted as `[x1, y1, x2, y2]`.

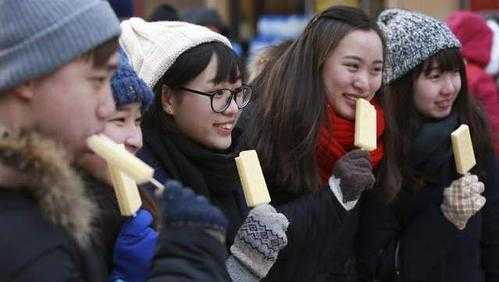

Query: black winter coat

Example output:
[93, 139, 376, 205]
[139, 114, 249, 248]
[356, 117, 499, 282]
[263, 186, 359, 282]
[140, 111, 360, 281]
[149, 226, 231, 281]
[0, 132, 107, 281]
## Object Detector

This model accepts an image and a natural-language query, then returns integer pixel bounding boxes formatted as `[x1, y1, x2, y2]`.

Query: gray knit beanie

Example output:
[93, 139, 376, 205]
[377, 9, 461, 84]
[0, 0, 121, 93]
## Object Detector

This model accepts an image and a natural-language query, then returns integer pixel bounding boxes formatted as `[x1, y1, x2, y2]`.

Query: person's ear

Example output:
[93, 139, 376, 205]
[10, 80, 37, 101]
[161, 85, 177, 115]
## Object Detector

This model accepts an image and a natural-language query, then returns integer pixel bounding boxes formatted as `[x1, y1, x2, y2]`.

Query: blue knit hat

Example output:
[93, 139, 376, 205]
[111, 49, 154, 112]
[0, 0, 121, 93]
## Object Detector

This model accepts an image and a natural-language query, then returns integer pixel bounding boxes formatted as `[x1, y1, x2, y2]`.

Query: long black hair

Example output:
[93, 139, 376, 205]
[242, 6, 385, 195]
[380, 48, 493, 201]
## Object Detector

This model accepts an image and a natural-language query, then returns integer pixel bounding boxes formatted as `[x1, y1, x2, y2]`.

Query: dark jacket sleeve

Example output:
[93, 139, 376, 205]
[482, 157, 499, 281]
[8, 247, 75, 282]
[275, 186, 348, 258]
[149, 226, 231, 282]
[356, 191, 400, 282]
[396, 205, 457, 280]
[0, 194, 85, 282]
[357, 190, 458, 281]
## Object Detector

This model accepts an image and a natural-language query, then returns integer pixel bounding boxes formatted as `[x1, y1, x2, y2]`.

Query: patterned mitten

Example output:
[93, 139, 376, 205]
[441, 174, 486, 230]
[229, 204, 289, 279]
[332, 149, 375, 203]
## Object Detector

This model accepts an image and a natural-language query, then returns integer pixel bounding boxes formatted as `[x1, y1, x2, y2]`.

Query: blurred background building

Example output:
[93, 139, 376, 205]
[113, 0, 498, 60]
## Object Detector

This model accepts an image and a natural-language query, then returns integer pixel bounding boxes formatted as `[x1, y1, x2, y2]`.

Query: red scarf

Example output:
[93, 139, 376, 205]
[316, 98, 385, 185]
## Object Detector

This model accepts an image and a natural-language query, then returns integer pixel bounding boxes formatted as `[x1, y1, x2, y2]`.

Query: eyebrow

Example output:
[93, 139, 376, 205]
[343, 55, 362, 61]
[426, 66, 441, 72]
[343, 55, 383, 64]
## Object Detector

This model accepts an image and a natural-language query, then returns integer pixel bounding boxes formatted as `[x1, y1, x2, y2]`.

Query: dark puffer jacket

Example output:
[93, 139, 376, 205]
[0, 132, 107, 281]
[357, 157, 499, 282]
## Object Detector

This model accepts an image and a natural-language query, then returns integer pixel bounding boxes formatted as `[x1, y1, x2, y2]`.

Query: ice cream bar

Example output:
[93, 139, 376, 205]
[108, 161, 142, 216]
[235, 150, 271, 207]
[451, 124, 476, 174]
[87, 134, 154, 184]
[354, 98, 377, 151]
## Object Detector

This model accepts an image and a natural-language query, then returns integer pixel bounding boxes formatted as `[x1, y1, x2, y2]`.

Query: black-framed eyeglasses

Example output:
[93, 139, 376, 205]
[179, 85, 252, 113]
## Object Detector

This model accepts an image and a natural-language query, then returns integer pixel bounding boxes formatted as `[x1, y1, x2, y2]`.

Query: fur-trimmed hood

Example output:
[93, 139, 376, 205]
[0, 130, 96, 247]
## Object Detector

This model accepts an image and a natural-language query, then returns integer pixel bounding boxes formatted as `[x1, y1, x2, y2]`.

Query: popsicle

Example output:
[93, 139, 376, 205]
[354, 98, 377, 151]
[451, 124, 476, 174]
[235, 150, 271, 207]
[87, 134, 154, 184]
[108, 161, 142, 216]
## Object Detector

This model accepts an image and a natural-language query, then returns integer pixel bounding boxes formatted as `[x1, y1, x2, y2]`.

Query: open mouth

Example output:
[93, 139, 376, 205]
[343, 93, 366, 107]
[213, 121, 235, 136]
[435, 100, 452, 110]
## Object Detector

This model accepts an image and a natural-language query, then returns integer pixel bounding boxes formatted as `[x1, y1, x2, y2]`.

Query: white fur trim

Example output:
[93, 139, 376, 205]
[328, 176, 358, 211]
[119, 18, 232, 88]
[485, 20, 499, 75]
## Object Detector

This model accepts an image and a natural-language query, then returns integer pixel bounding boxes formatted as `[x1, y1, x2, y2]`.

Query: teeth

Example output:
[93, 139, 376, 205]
[345, 94, 359, 101]
[216, 123, 233, 130]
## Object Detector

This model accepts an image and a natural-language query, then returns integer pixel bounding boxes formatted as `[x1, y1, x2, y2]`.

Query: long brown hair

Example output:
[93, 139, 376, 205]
[380, 48, 493, 202]
[242, 6, 385, 195]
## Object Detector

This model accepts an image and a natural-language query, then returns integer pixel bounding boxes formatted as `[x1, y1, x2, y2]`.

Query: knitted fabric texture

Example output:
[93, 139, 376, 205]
[160, 180, 228, 233]
[111, 48, 153, 112]
[441, 174, 486, 230]
[226, 255, 259, 282]
[378, 9, 461, 84]
[230, 204, 289, 278]
[0, 0, 121, 92]
[119, 17, 231, 88]
[332, 149, 376, 203]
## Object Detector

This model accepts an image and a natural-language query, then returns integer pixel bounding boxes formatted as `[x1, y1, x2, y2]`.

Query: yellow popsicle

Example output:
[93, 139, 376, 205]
[108, 162, 142, 216]
[235, 150, 271, 207]
[451, 124, 476, 174]
[354, 98, 377, 151]
[87, 134, 154, 184]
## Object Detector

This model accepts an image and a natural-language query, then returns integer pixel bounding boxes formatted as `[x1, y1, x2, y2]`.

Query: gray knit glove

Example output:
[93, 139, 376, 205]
[441, 174, 486, 230]
[227, 204, 289, 280]
[332, 149, 375, 203]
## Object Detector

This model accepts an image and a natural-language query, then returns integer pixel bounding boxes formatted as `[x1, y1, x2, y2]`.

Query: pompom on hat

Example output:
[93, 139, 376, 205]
[111, 48, 154, 112]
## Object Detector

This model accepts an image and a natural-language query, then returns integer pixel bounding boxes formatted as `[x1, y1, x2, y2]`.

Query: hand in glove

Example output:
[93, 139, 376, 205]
[227, 204, 289, 280]
[160, 180, 228, 243]
[332, 149, 375, 203]
[109, 209, 158, 282]
[441, 174, 486, 230]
